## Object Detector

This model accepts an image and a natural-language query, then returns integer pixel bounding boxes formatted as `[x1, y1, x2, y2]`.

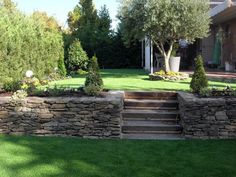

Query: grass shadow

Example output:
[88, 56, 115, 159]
[0, 135, 236, 177]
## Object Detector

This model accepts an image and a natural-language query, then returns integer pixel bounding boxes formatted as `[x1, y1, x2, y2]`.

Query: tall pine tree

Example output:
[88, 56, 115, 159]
[67, 0, 98, 58]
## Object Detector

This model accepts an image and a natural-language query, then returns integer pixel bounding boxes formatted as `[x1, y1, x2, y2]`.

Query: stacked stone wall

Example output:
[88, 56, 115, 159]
[0, 93, 123, 138]
[178, 92, 236, 139]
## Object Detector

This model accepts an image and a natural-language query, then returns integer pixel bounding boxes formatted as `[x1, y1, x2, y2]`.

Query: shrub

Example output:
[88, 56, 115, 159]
[58, 58, 67, 77]
[88, 55, 100, 72]
[84, 56, 103, 95]
[0, 2, 64, 82]
[3, 78, 21, 92]
[190, 55, 208, 93]
[85, 56, 103, 88]
[47, 71, 63, 81]
[85, 71, 103, 88]
[67, 39, 89, 72]
[84, 84, 101, 96]
[21, 77, 41, 94]
[11, 90, 28, 101]
[78, 69, 88, 75]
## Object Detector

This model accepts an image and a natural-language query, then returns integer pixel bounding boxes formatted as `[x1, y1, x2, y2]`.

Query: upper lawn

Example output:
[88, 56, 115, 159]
[0, 136, 236, 177]
[50, 69, 236, 91]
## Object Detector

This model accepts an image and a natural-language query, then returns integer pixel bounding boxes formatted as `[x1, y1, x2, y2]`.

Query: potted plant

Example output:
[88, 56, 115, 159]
[169, 43, 181, 72]
[225, 61, 235, 71]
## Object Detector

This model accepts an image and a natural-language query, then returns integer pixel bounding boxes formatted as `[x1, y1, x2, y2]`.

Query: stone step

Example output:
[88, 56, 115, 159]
[125, 92, 177, 100]
[124, 106, 177, 110]
[122, 130, 182, 134]
[122, 109, 179, 119]
[123, 119, 179, 125]
[124, 99, 178, 108]
[122, 133, 184, 140]
[122, 122, 182, 132]
[123, 117, 179, 123]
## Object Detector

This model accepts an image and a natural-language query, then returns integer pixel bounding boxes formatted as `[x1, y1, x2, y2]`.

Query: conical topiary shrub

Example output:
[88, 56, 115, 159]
[190, 55, 208, 93]
[84, 55, 103, 96]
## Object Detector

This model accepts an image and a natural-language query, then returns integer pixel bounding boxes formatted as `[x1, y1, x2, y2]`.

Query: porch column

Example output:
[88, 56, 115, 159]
[141, 40, 144, 68]
[150, 39, 154, 74]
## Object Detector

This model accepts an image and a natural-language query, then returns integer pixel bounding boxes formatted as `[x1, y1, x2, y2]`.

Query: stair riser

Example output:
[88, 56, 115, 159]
[122, 126, 182, 132]
[123, 119, 179, 124]
[123, 113, 179, 119]
[125, 96, 177, 100]
[125, 92, 177, 100]
[121, 134, 184, 140]
[124, 107, 177, 110]
[122, 130, 182, 134]
[124, 102, 178, 108]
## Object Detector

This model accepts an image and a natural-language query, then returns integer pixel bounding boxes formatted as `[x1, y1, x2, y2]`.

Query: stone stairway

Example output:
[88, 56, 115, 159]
[121, 92, 183, 140]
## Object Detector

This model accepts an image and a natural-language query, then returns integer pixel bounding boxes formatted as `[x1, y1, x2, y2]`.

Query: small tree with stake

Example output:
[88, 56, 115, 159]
[190, 55, 208, 93]
[119, 0, 211, 72]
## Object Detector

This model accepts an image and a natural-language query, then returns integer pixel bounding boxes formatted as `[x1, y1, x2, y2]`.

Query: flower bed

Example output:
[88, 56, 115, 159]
[149, 70, 189, 81]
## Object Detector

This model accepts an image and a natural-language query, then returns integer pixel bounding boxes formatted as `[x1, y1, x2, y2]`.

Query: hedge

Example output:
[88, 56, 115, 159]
[0, 6, 64, 82]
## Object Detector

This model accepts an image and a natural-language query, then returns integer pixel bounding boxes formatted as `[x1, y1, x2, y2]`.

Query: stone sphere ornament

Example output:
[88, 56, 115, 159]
[25, 70, 34, 78]
[54, 67, 58, 71]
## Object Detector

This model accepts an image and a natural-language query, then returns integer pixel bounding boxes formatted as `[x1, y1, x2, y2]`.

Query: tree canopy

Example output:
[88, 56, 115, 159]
[119, 0, 211, 72]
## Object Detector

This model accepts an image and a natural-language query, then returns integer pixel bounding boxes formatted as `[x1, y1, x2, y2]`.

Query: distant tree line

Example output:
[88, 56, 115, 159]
[65, 0, 141, 72]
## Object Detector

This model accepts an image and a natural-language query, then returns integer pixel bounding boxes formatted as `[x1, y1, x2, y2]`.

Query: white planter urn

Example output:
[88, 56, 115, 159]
[169, 56, 181, 72]
[225, 61, 235, 71]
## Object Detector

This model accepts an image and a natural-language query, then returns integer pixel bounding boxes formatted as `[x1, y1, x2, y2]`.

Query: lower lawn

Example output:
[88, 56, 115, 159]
[50, 69, 236, 91]
[0, 136, 235, 177]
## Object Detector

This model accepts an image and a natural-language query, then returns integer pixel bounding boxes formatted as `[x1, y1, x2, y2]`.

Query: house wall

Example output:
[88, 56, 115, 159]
[201, 18, 236, 65]
[201, 29, 215, 64]
[222, 18, 236, 63]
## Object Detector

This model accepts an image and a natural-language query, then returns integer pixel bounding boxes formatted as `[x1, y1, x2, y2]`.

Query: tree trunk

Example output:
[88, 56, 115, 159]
[164, 55, 170, 72]
[153, 41, 173, 73]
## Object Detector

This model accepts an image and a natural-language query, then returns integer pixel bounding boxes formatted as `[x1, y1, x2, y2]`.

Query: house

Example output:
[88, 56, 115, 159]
[142, 0, 236, 73]
[201, 0, 236, 71]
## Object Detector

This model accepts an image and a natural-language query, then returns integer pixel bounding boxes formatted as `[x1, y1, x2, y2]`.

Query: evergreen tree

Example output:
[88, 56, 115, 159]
[0, 3, 64, 82]
[58, 58, 67, 76]
[67, 39, 89, 71]
[0, 0, 16, 12]
[98, 5, 111, 36]
[67, 0, 98, 58]
[85, 55, 103, 88]
[84, 56, 103, 96]
[190, 55, 208, 93]
[67, 5, 81, 31]
[95, 5, 113, 68]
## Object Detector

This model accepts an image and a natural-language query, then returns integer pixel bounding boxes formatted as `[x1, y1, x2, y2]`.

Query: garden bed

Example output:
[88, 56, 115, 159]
[149, 71, 189, 81]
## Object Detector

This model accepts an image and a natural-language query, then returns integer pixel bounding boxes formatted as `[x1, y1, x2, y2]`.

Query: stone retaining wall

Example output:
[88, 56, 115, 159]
[178, 92, 236, 139]
[0, 92, 123, 138]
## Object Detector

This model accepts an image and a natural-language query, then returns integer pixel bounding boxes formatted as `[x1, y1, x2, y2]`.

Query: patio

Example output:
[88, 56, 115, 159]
[186, 70, 236, 82]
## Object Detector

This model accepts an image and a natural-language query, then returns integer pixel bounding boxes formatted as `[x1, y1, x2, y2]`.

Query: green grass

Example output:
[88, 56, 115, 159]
[0, 136, 236, 177]
[50, 69, 236, 91]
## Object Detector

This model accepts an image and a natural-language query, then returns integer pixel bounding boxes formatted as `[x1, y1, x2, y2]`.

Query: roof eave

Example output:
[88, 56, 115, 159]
[210, 0, 233, 17]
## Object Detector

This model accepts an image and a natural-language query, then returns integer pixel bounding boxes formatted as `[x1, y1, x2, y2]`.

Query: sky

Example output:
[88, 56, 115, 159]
[13, 0, 120, 29]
